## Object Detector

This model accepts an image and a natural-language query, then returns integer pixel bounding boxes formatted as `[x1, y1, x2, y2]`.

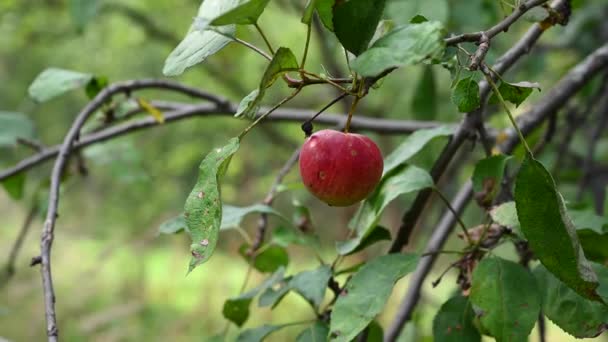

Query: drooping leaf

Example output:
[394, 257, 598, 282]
[296, 321, 329, 342]
[236, 324, 289, 342]
[315, 0, 335, 31]
[329, 254, 419, 341]
[534, 263, 608, 338]
[28, 68, 93, 102]
[236, 47, 300, 119]
[471, 154, 512, 206]
[0, 112, 35, 147]
[432, 295, 481, 342]
[239, 244, 289, 273]
[163, 0, 239, 76]
[211, 0, 271, 26]
[258, 265, 331, 310]
[350, 21, 446, 76]
[451, 76, 480, 113]
[222, 204, 287, 230]
[488, 81, 541, 107]
[411, 67, 437, 119]
[1, 172, 26, 201]
[184, 138, 240, 273]
[332, 0, 386, 56]
[469, 257, 541, 342]
[383, 125, 454, 175]
[158, 214, 187, 235]
[515, 154, 601, 301]
[69, 0, 99, 31]
[337, 166, 433, 255]
[223, 267, 285, 327]
[137, 98, 165, 123]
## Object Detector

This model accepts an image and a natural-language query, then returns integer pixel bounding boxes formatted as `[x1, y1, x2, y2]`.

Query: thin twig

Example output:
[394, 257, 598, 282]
[1, 202, 38, 288]
[0, 103, 445, 183]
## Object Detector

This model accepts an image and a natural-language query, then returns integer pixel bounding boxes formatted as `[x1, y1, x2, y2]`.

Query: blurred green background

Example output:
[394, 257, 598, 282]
[1, 0, 607, 341]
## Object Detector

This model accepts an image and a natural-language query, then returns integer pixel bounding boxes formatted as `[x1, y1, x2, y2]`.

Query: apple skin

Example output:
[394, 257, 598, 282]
[299, 129, 383, 206]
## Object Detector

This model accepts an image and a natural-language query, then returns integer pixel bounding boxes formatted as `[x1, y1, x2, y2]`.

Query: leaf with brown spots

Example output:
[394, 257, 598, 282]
[184, 137, 240, 273]
[433, 295, 480, 342]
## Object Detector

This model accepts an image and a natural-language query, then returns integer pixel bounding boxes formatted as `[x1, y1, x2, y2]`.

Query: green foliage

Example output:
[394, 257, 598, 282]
[351, 21, 446, 77]
[432, 295, 480, 342]
[515, 154, 602, 301]
[1, 172, 26, 201]
[488, 81, 541, 107]
[489, 201, 520, 232]
[332, 0, 387, 56]
[329, 254, 419, 341]
[211, 0, 271, 26]
[28, 68, 93, 102]
[534, 264, 608, 338]
[470, 257, 541, 342]
[222, 204, 287, 229]
[259, 265, 331, 310]
[158, 214, 187, 235]
[236, 324, 289, 342]
[239, 244, 289, 273]
[337, 165, 433, 255]
[68, 0, 99, 31]
[471, 154, 512, 206]
[386, 0, 449, 24]
[163, 0, 239, 76]
[451, 77, 480, 112]
[296, 321, 329, 342]
[235, 47, 300, 118]
[314, 0, 335, 31]
[411, 67, 437, 119]
[0, 111, 35, 147]
[184, 138, 240, 273]
[382, 125, 454, 175]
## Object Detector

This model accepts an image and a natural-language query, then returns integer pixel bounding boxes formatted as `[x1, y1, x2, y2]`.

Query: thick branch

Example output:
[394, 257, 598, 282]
[0, 103, 445, 183]
[384, 41, 608, 342]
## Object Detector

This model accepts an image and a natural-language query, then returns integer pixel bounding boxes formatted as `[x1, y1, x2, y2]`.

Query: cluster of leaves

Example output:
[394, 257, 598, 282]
[151, 0, 608, 341]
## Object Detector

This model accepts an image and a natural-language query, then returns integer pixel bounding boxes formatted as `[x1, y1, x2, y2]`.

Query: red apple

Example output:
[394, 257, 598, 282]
[299, 129, 383, 206]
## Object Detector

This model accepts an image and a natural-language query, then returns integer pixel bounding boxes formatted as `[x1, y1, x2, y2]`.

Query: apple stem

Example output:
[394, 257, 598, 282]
[344, 96, 361, 133]
[301, 92, 348, 137]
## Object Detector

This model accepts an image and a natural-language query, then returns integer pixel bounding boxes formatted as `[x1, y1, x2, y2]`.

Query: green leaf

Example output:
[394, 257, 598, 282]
[409, 15, 429, 24]
[337, 166, 433, 255]
[411, 67, 437, 119]
[471, 154, 512, 206]
[236, 47, 300, 119]
[336, 226, 391, 256]
[258, 265, 331, 310]
[330, 254, 419, 341]
[69, 0, 99, 31]
[534, 263, 608, 338]
[271, 225, 320, 248]
[383, 125, 454, 176]
[451, 76, 480, 113]
[315, 0, 335, 31]
[332, 0, 387, 56]
[469, 257, 541, 342]
[514, 155, 601, 301]
[350, 21, 446, 77]
[488, 81, 541, 107]
[184, 138, 240, 273]
[432, 295, 481, 342]
[158, 214, 187, 235]
[222, 204, 287, 230]
[367, 321, 384, 342]
[163, 0, 239, 76]
[288, 265, 331, 309]
[236, 324, 289, 342]
[301, 0, 317, 24]
[489, 201, 520, 231]
[235, 89, 261, 118]
[240, 244, 289, 273]
[211, 0, 271, 26]
[1, 172, 26, 201]
[0, 112, 35, 147]
[28, 68, 94, 102]
[570, 208, 608, 264]
[223, 267, 285, 327]
[296, 321, 329, 342]
[84, 76, 108, 99]
[223, 297, 252, 327]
